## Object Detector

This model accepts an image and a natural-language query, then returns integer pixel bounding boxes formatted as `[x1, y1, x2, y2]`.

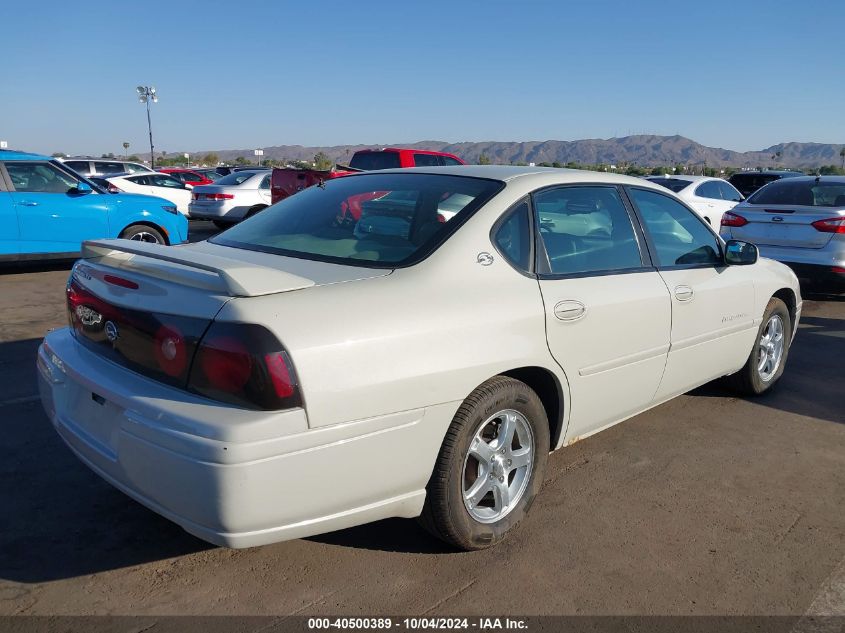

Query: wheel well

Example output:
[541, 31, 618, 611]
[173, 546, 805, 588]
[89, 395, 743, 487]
[772, 287, 797, 337]
[120, 221, 170, 245]
[500, 366, 564, 449]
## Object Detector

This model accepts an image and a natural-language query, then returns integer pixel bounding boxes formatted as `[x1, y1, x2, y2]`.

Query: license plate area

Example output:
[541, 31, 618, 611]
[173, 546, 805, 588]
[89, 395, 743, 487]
[63, 383, 124, 459]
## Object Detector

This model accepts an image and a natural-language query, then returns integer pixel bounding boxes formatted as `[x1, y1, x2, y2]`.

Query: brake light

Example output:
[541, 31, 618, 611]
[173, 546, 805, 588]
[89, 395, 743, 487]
[188, 323, 301, 410]
[811, 217, 845, 233]
[202, 193, 234, 200]
[721, 211, 748, 227]
[104, 274, 139, 289]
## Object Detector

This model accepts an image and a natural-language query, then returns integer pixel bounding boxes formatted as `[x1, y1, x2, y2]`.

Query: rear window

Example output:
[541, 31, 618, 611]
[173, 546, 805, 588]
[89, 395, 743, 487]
[748, 180, 845, 207]
[647, 178, 692, 193]
[211, 173, 503, 267]
[349, 151, 402, 171]
[214, 172, 259, 185]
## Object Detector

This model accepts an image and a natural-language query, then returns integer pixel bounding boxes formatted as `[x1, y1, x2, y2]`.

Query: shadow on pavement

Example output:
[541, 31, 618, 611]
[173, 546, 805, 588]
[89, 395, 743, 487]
[0, 338, 212, 584]
[307, 518, 454, 555]
[690, 314, 844, 426]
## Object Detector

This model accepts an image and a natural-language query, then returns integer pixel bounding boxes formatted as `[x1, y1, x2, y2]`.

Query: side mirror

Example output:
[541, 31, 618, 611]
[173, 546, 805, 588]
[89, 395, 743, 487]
[74, 182, 93, 194]
[725, 239, 758, 265]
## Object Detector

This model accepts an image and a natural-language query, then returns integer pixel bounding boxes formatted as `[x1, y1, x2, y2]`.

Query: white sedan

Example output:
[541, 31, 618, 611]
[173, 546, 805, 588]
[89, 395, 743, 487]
[645, 175, 744, 231]
[107, 172, 193, 216]
[38, 166, 800, 550]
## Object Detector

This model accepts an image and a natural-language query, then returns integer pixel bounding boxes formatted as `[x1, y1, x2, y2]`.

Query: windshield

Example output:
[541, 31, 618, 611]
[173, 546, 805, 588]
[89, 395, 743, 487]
[349, 152, 402, 171]
[211, 173, 503, 267]
[748, 180, 845, 206]
[647, 178, 693, 193]
[214, 171, 259, 186]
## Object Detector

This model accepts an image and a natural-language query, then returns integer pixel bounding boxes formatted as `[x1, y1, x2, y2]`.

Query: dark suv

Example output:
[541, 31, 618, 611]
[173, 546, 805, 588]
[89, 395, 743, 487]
[728, 170, 804, 199]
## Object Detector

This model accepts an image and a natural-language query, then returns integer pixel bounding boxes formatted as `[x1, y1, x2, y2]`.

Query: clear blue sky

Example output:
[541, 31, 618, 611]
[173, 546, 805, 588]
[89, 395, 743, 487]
[2, 0, 843, 156]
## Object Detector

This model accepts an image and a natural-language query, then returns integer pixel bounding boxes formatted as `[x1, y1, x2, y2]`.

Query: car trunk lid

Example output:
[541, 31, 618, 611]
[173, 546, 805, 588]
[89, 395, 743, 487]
[729, 204, 842, 249]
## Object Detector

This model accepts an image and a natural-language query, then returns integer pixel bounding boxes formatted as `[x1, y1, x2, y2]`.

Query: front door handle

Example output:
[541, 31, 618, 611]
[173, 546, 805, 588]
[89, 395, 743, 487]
[19, 201, 39, 206]
[674, 285, 694, 302]
[553, 300, 586, 321]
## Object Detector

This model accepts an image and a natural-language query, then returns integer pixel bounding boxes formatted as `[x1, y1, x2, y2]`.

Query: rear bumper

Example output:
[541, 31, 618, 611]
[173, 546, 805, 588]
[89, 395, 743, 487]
[37, 329, 450, 548]
[781, 262, 845, 290]
[188, 201, 249, 221]
[752, 244, 845, 290]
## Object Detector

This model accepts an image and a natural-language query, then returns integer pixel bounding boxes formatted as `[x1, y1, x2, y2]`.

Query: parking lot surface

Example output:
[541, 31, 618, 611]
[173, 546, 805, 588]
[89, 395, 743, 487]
[0, 225, 843, 616]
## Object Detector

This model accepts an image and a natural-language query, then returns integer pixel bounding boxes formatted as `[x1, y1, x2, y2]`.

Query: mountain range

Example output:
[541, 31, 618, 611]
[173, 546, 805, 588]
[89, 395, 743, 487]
[171, 135, 845, 169]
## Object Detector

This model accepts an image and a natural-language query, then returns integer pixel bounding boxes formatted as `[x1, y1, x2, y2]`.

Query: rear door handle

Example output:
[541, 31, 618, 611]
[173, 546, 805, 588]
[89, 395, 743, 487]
[674, 285, 694, 302]
[19, 201, 39, 206]
[553, 300, 587, 321]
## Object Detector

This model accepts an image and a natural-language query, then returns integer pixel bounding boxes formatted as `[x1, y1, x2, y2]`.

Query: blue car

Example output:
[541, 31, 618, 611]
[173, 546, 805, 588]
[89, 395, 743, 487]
[0, 150, 188, 261]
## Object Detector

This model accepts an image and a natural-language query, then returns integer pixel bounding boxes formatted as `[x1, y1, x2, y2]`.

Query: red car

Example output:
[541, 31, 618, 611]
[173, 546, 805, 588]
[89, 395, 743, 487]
[270, 148, 464, 205]
[158, 168, 218, 187]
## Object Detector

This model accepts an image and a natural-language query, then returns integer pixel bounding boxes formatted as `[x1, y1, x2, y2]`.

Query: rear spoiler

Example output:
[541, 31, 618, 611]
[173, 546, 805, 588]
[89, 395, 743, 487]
[81, 240, 315, 297]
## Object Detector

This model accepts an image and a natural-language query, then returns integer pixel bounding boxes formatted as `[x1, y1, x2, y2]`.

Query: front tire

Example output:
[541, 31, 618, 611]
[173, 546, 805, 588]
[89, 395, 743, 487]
[725, 297, 791, 395]
[119, 224, 166, 244]
[420, 376, 549, 550]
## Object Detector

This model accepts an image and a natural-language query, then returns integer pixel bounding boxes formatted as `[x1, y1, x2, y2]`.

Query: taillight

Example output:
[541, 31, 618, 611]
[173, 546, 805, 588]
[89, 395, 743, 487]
[108, 184, 122, 193]
[811, 217, 845, 234]
[204, 193, 234, 200]
[188, 322, 301, 410]
[721, 211, 748, 227]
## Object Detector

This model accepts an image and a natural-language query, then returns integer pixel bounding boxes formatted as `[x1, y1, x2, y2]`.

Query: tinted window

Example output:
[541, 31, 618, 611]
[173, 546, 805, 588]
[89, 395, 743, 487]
[6, 162, 79, 193]
[64, 160, 90, 175]
[718, 181, 743, 202]
[442, 156, 462, 166]
[127, 175, 149, 185]
[747, 179, 845, 207]
[629, 188, 721, 267]
[413, 153, 441, 167]
[695, 181, 722, 199]
[728, 173, 779, 197]
[214, 172, 259, 186]
[348, 152, 402, 171]
[151, 174, 185, 188]
[647, 178, 692, 193]
[124, 163, 149, 174]
[533, 186, 642, 275]
[94, 162, 125, 176]
[182, 172, 204, 183]
[259, 174, 271, 190]
[212, 173, 502, 267]
[494, 200, 531, 272]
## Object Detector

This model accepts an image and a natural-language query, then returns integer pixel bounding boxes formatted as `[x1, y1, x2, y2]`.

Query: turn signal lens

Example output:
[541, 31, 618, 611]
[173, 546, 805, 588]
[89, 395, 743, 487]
[721, 212, 748, 227]
[811, 218, 845, 233]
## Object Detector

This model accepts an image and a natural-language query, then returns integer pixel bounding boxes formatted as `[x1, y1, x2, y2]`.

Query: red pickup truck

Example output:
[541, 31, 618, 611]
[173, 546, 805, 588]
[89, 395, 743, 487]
[270, 147, 464, 205]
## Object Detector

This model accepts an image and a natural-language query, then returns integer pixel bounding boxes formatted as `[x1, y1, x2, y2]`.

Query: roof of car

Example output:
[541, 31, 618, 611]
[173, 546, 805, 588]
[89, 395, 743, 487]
[0, 149, 51, 161]
[372, 164, 663, 187]
[731, 170, 805, 177]
[646, 175, 717, 183]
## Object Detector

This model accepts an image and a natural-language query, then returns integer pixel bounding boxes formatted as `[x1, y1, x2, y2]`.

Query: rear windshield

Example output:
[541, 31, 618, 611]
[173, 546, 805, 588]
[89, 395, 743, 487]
[214, 172, 259, 186]
[647, 178, 693, 193]
[748, 180, 845, 206]
[211, 173, 503, 267]
[349, 151, 402, 171]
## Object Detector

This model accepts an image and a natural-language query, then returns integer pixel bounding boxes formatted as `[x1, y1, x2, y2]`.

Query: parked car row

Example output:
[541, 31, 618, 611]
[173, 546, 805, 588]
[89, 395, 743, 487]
[0, 150, 187, 260]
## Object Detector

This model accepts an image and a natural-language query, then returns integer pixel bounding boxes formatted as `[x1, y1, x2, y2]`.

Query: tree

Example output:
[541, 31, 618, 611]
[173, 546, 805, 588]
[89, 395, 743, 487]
[234, 156, 249, 165]
[126, 155, 141, 162]
[650, 166, 666, 176]
[477, 153, 491, 165]
[314, 152, 332, 170]
[202, 153, 219, 166]
[51, 152, 65, 158]
[840, 147, 845, 169]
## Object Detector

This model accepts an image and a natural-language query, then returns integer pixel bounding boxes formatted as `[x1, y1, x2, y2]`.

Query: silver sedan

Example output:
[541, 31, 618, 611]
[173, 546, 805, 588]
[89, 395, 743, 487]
[188, 170, 272, 228]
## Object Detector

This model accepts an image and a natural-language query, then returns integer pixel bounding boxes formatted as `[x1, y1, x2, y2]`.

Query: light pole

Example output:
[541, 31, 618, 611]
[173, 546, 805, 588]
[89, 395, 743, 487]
[122, 142, 130, 160]
[136, 86, 158, 168]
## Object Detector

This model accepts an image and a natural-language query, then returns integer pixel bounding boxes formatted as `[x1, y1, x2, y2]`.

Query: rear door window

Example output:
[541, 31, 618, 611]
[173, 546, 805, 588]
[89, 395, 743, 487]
[64, 160, 90, 175]
[533, 186, 643, 275]
[348, 152, 402, 171]
[94, 162, 125, 176]
[493, 199, 532, 272]
[442, 156, 462, 166]
[413, 153, 441, 167]
[718, 181, 743, 202]
[694, 181, 722, 199]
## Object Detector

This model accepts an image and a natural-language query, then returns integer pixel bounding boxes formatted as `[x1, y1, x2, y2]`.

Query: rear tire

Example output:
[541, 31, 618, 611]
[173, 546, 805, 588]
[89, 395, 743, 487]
[119, 224, 166, 244]
[419, 376, 549, 550]
[724, 297, 791, 395]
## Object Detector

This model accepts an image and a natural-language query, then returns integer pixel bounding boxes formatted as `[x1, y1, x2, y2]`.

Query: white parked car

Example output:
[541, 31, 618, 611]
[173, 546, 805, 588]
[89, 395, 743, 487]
[38, 166, 801, 550]
[645, 175, 743, 231]
[107, 172, 193, 216]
